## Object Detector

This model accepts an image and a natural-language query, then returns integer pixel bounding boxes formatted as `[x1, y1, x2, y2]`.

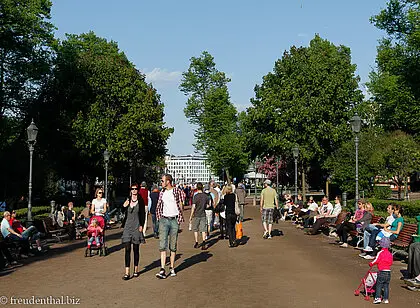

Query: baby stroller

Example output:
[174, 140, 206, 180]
[354, 266, 378, 301]
[84, 216, 108, 257]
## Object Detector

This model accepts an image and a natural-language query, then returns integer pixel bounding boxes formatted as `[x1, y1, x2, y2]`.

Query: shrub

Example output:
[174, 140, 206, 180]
[373, 186, 392, 199]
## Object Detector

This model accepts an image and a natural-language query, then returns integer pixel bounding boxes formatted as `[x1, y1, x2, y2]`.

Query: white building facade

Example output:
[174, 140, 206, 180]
[165, 155, 219, 184]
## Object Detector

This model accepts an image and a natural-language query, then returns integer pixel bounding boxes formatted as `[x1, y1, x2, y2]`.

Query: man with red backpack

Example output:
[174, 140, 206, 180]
[139, 181, 151, 242]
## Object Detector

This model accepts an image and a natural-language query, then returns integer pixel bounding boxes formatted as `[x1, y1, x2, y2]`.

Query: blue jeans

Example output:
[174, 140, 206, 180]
[375, 271, 391, 300]
[363, 224, 378, 249]
[21, 226, 40, 240]
[151, 213, 159, 235]
[88, 236, 101, 246]
[158, 217, 179, 252]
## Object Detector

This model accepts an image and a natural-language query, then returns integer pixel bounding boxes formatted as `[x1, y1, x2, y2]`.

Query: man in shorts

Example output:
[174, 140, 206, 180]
[189, 182, 209, 250]
[260, 179, 278, 239]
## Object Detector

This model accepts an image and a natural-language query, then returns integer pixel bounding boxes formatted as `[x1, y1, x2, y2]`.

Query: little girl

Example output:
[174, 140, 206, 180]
[369, 237, 393, 304]
[87, 218, 103, 248]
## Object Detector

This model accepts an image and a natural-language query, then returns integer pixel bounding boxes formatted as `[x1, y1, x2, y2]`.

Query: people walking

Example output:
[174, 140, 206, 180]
[139, 181, 151, 241]
[155, 174, 185, 279]
[236, 182, 246, 222]
[260, 180, 279, 239]
[121, 183, 145, 280]
[150, 185, 160, 239]
[189, 182, 209, 250]
[223, 185, 238, 248]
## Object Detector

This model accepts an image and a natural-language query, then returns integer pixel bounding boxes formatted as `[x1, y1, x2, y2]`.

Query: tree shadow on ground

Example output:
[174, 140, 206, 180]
[272, 229, 284, 237]
[243, 218, 253, 222]
[139, 254, 183, 275]
[107, 243, 124, 255]
[174, 251, 213, 273]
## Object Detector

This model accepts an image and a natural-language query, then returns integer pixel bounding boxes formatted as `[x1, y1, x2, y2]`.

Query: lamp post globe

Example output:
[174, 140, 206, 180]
[27, 119, 38, 225]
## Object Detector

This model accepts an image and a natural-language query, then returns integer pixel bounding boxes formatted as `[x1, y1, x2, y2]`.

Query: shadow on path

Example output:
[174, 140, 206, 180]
[175, 251, 213, 273]
[272, 229, 284, 237]
[238, 236, 250, 245]
[139, 254, 183, 275]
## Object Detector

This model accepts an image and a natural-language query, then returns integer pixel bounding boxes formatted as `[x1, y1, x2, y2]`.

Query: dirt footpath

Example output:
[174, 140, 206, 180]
[1, 201, 419, 308]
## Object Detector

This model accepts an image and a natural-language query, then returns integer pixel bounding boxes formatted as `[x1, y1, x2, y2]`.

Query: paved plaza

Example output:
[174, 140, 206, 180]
[1, 200, 419, 307]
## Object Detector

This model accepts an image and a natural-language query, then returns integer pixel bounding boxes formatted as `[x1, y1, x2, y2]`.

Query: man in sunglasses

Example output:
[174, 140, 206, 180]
[155, 174, 185, 279]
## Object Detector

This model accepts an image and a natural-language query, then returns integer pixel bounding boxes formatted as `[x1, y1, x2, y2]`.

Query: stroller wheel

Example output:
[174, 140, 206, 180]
[102, 246, 107, 256]
[354, 290, 360, 296]
[364, 296, 370, 301]
[84, 249, 89, 257]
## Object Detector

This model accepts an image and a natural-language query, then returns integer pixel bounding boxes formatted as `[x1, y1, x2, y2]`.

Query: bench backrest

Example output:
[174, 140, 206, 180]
[395, 223, 417, 245]
[371, 215, 382, 224]
[335, 211, 348, 225]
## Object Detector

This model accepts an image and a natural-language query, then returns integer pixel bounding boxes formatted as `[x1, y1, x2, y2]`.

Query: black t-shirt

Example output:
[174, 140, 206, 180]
[224, 193, 236, 215]
[192, 192, 208, 217]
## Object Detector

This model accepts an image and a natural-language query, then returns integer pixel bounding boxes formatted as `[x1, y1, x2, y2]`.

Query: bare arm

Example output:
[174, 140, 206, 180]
[189, 205, 196, 221]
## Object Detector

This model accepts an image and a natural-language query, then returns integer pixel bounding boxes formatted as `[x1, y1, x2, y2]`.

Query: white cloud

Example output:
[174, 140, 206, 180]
[144, 68, 182, 84]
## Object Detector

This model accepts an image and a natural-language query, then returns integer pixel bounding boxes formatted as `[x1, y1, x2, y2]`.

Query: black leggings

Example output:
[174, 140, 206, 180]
[226, 213, 237, 246]
[337, 222, 356, 243]
[124, 242, 140, 268]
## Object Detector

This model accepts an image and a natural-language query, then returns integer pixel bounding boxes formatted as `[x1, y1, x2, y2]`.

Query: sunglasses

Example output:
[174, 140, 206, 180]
[131, 188, 138, 191]
[98, 192, 103, 194]
[161, 180, 165, 183]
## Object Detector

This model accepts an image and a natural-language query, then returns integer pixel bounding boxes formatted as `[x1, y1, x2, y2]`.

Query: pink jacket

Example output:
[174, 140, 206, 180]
[87, 225, 103, 237]
[369, 248, 393, 271]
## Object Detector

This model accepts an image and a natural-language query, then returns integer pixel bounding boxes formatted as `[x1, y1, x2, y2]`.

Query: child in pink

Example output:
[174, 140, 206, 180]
[369, 237, 393, 304]
[87, 218, 103, 248]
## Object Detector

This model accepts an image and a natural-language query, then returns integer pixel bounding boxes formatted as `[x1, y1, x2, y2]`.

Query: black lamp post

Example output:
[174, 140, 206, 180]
[27, 119, 38, 225]
[292, 146, 299, 204]
[103, 150, 110, 201]
[350, 113, 361, 210]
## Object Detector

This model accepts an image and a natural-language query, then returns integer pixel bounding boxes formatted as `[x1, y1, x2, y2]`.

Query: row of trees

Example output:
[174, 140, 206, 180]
[180, 0, 420, 199]
[0, 0, 172, 204]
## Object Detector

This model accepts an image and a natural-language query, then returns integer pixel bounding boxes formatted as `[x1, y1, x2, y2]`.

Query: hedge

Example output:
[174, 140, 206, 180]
[0, 206, 85, 223]
[345, 198, 420, 223]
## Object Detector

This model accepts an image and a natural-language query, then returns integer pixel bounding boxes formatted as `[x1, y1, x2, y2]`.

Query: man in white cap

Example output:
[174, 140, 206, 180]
[260, 179, 278, 239]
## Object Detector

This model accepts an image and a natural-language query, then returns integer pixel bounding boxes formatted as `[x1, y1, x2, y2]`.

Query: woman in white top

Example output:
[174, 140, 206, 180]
[91, 188, 108, 217]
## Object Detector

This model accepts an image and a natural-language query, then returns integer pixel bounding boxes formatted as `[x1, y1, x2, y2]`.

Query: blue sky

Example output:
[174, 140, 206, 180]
[51, 0, 386, 155]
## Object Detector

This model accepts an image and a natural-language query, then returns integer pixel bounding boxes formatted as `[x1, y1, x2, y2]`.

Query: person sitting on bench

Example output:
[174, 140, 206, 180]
[10, 210, 43, 252]
[1, 211, 32, 258]
[307, 196, 342, 235]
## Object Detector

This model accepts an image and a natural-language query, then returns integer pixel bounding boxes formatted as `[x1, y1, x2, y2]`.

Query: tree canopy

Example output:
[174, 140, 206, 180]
[180, 51, 249, 181]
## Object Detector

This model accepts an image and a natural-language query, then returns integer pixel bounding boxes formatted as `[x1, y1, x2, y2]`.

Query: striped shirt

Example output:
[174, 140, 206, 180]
[156, 187, 185, 224]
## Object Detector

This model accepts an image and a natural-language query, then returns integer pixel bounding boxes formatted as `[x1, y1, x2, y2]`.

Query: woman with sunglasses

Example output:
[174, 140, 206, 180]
[91, 188, 108, 217]
[121, 183, 145, 280]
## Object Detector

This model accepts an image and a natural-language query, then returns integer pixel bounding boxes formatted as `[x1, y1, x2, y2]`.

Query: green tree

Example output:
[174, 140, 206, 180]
[324, 127, 385, 196]
[180, 51, 249, 181]
[378, 130, 420, 199]
[0, 0, 55, 199]
[243, 35, 363, 187]
[36, 32, 172, 185]
[368, 0, 420, 136]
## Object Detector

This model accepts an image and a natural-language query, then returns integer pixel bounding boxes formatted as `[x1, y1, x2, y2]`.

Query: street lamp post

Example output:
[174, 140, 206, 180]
[350, 113, 361, 210]
[27, 119, 38, 225]
[103, 150, 110, 201]
[292, 146, 299, 204]
[276, 156, 279, 195]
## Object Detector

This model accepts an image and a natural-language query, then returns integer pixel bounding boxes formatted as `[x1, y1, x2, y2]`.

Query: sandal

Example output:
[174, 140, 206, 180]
[133, 272, 140, 277]
[122, 274, 130, 280]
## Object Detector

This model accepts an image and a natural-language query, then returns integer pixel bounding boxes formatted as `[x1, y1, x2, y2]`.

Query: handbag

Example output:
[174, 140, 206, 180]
[236, 221, 243, 240]
[235, 195, 241, 216]
[214, 200, 225, 213]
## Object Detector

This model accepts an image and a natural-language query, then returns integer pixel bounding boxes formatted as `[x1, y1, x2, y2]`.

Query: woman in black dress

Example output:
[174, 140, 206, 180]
[121, 183, 145, 280]
[223, 185, 238, 248]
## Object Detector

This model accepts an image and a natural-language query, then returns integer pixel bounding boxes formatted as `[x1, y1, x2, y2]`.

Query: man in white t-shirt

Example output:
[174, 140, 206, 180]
[155, 174, 185, 279]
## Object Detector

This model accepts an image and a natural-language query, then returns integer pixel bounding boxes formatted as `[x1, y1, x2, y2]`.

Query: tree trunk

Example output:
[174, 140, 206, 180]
[226, 168, 231, 185]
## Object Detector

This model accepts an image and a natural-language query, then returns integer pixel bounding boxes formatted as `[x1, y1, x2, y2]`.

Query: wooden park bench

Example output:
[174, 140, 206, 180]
[42, 217, 69, 242]
[349, 215, 383, 248]
[391, 223, 418, 255]
[320, 210, 348, 233]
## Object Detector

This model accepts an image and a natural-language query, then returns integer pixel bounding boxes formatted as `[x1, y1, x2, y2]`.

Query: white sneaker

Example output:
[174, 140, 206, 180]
[169, 267, 176, 277]
[373, 298, 381, 304]
[383, 299, 389, 304]
[364, 246, 373, 252]
[268, 234, 272, 239]
[363, 255, 375, 260]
